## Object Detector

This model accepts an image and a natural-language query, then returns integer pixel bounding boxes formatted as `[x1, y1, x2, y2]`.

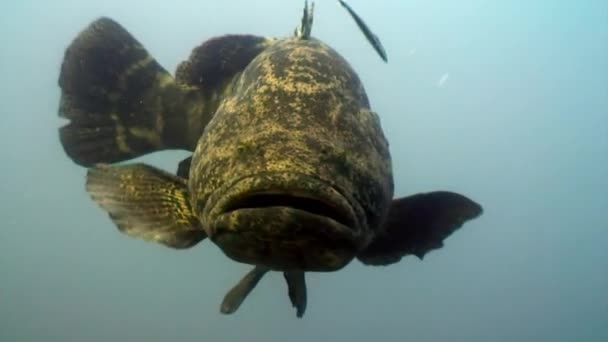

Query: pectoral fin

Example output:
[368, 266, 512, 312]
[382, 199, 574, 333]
[357, 191, 483, 266]
[86, 163, 206, 249]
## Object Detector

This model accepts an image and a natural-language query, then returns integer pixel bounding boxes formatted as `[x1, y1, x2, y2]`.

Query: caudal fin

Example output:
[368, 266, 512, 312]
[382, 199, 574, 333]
[58, 18, 204, 166]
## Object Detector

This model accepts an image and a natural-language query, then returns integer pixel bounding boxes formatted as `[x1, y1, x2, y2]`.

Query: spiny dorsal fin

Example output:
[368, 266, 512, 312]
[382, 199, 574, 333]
[294, 0, 315, 39]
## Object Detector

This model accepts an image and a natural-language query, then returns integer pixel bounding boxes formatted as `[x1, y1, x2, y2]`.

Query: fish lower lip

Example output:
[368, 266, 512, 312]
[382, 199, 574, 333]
[211, 206, 360, 271]
[223, 191, 354, 229]
[208, 172, 360, 230]
[207, 174, 361, 271]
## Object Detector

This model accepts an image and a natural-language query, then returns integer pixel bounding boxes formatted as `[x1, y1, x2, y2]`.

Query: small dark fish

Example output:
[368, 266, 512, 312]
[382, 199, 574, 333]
[338, 0, 388, 62]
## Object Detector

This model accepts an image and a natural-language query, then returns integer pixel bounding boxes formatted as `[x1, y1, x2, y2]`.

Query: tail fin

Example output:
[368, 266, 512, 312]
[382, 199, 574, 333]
[58, 18, 204, 166]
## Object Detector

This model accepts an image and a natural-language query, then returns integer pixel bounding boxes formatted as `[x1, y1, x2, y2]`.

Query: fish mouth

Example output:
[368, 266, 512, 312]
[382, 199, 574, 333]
[206, 172, 362, 271]
[222, 191, 355, 229]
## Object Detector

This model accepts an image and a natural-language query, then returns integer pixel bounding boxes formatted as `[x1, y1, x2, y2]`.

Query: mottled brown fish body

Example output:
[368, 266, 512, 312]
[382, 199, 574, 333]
[60, 15, 484, 318]
[55, 17, 394, 272]
[190, 38, 394, 271]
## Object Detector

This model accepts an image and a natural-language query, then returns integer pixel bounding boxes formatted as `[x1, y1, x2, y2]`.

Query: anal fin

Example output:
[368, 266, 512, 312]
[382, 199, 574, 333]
[86, 163, 206, 249]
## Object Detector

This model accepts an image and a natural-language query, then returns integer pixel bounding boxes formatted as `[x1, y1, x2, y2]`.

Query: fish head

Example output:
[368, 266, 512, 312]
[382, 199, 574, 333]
[190, 37, 394, 271]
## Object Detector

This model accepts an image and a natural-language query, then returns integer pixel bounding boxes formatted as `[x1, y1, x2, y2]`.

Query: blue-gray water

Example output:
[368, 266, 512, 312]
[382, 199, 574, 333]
[1, 1, 607, 341]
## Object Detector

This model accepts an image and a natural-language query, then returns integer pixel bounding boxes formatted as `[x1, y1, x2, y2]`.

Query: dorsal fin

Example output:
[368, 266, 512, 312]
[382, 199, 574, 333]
[175, 35, 275, 89]
[294, 0, 315, 39]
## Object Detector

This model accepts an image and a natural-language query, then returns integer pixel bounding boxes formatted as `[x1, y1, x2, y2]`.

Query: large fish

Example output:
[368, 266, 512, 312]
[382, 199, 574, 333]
[57, 1, 482, 318]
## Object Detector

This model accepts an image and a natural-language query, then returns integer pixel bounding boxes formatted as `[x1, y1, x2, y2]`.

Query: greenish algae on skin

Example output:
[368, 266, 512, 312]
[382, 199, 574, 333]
[190, 38, 393, 271]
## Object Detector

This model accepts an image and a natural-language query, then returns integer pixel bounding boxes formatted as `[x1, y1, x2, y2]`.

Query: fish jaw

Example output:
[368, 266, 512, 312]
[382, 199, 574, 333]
[205, 172, 363, 272]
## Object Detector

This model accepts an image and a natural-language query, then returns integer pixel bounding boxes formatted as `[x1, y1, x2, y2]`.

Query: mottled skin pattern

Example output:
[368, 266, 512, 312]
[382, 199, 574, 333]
[57, 18, 204, 164]
[57, 17, 394, 272]
[58, 18, 274, 167]
[57, 13, 484, 318]
[86, 164, 206, 249]
[189, 38, 394, 271]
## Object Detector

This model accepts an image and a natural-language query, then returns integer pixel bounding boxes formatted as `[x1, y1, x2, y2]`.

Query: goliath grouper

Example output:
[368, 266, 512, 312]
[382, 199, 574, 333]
[57, 1, 483, 318]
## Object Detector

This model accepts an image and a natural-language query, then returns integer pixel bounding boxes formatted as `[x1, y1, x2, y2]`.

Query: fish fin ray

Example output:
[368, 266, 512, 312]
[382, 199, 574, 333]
[357, 191, 482, 266]
[86, 163, 206, 249]
[58, 17, 206, 166]
[175, 34, 275, 89]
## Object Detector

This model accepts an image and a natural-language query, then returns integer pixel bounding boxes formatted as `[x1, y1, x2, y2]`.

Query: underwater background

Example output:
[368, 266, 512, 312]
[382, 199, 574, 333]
[1, 0, 606, 341]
